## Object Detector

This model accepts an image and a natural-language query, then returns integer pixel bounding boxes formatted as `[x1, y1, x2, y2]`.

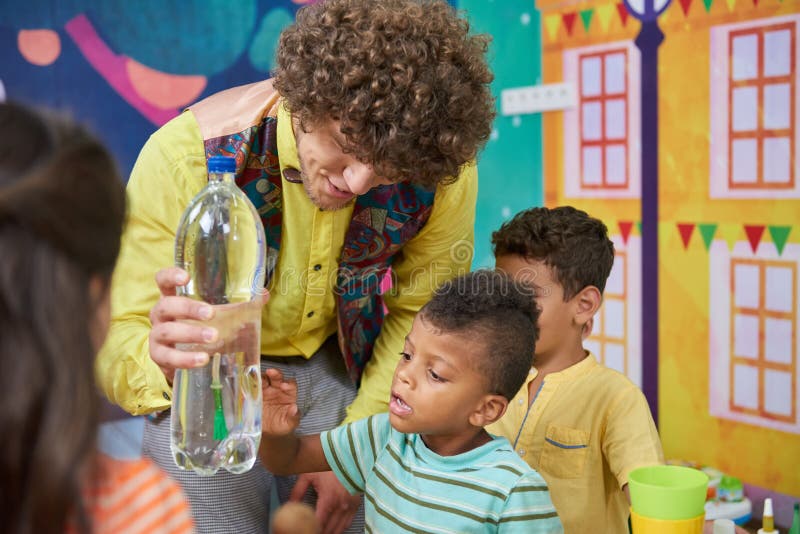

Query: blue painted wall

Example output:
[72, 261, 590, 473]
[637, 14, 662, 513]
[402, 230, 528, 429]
[459, 0, 544, 268]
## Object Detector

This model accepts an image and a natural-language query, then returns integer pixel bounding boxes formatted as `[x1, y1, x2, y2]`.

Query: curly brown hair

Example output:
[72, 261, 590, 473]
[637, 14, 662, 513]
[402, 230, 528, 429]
[274, 0, 495, 188]
[492, 206, 615, 301]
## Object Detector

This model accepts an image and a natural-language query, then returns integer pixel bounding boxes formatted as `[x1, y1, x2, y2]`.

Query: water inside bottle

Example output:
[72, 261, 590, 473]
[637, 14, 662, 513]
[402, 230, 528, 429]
[170, 298, 263, 476]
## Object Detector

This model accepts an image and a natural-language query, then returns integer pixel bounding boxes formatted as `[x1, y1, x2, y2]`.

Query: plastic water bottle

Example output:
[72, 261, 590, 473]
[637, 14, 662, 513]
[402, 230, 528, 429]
[170, 155, 266, 476]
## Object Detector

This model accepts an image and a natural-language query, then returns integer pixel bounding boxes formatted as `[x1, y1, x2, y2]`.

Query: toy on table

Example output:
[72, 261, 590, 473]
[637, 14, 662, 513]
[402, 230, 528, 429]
[718, 476, 744, 502]
[713, 519, 736, 534]
[757, 498, 778, 534]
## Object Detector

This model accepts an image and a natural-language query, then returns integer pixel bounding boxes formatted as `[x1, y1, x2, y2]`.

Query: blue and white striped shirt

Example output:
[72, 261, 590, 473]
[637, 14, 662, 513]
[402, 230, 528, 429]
[321, 413, 563, 533]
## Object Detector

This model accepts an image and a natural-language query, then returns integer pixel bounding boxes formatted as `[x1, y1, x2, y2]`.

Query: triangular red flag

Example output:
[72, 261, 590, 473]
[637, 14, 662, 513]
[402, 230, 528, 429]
[563, 12, 577, 35]
[677, 223, 695, 249]
[618, 221, 634, 244]
[679, 0, 693, 15]
[743, 225, 765, 253]
[616, 2, 629, 26]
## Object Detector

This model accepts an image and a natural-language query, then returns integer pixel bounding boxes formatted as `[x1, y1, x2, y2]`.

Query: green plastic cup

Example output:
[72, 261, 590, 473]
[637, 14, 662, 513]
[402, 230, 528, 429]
[629, 465, 709, 520]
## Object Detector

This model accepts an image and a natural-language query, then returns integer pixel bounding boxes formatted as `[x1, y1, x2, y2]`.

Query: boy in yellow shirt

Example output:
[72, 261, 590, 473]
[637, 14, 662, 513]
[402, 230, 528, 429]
[487, 206, 664, 533]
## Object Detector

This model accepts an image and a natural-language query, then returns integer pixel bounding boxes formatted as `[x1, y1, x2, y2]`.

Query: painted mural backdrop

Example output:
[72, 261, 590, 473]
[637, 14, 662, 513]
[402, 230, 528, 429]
[0, 0, 533, 267]
[537, 0, 799, 523]
[12, 0, 797, 522]
[0, 1, 316, 176]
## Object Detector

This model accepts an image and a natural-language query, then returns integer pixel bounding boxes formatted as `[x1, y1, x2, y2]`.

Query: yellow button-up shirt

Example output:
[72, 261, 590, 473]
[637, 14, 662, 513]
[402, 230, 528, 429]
[487, 354, 664, 533]
[96, 102, 477, 422]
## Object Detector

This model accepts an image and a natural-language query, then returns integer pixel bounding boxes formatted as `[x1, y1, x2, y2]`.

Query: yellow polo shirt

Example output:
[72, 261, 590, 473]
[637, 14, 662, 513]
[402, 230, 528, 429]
[487, 354, 664, 533]
[96, 102, 477, 420]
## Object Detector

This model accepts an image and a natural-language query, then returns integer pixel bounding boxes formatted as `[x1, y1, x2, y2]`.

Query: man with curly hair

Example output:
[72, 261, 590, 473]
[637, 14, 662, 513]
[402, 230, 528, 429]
[96, 0, 495, 532]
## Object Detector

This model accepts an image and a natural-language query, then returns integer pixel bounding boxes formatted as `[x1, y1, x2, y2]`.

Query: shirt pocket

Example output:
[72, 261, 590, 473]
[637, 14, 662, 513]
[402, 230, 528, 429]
[539, 424, 590, 479]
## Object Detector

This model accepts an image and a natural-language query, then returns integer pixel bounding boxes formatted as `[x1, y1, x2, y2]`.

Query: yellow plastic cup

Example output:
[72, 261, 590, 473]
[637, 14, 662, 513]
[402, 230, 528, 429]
[628, 465, 709, 520]
[630, 510, 705, 533]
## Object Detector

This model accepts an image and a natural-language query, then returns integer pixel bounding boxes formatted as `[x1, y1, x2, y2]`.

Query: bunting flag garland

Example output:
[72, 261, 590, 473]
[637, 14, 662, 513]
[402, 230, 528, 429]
[618, 221, 794, 256]
[677, 223, 696, 249]
[698, 223, 718, 251]
[618, 221, 634, 244]
[580, 9, 594, 33]
[768, 226, 791, 255]
[544, 14, 561, 41]
[743, 225, 765, 253]
[719, 224, 741, 252]
[538, 0, 771, 40]
[596, 4, 615, 32]
[563, 12, 577, 35]
[616, 2, 629, 26]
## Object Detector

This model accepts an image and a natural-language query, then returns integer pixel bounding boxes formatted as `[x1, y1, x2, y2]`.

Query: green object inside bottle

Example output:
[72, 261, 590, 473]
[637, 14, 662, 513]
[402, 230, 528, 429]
[211, 352, 228, 441]
[212, 384, 228, 440]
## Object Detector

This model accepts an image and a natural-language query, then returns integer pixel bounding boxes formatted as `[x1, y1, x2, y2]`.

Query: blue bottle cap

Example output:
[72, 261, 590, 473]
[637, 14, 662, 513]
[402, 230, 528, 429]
[208, 156, 236, 173]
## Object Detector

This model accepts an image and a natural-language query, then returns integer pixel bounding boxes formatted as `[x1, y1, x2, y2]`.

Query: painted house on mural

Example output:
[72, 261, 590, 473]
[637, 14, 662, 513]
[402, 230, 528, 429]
[536, 0, 799, 515]
[538, 0, 644, 389]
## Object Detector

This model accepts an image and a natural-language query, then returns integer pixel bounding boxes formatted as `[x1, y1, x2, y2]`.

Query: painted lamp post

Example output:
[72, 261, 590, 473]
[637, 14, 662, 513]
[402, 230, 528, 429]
[623, 0, 671, 425]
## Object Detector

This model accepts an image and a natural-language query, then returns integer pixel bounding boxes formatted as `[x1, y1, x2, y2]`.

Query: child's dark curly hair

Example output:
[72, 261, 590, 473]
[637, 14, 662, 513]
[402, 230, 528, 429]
[492, 206, 615, 301]
[420, 271, 539, 400]
[274, 0, 495, 188]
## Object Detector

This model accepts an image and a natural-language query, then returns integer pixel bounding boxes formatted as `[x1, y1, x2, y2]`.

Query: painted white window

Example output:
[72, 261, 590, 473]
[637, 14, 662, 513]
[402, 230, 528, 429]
[585, 234, 642, 386]
[563, 41, 641, 199]
[710, 15, 800, 198]
[709, 240, 800, 433]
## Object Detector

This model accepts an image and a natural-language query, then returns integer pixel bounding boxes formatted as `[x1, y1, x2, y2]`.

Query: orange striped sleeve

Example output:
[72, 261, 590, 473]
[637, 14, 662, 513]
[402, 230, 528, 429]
[80, 454, 195, 534]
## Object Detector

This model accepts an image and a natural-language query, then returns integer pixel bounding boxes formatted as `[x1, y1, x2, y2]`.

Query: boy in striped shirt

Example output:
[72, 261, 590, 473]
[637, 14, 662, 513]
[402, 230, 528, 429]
[260, 271, 563, 533]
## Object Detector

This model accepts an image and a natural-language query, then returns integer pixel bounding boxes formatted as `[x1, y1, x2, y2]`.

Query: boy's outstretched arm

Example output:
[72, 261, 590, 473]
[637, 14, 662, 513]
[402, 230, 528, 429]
[259, 368, 331, 476]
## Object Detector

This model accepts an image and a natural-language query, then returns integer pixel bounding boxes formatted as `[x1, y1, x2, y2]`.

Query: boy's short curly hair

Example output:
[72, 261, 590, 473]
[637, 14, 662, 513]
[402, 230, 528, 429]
[420, 271, 539, 400]
[274, 0, 495, 188]
[492, 206, 615, 301]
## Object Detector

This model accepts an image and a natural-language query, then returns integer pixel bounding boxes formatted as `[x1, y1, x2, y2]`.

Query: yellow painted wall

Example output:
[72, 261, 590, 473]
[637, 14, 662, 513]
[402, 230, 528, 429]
[538, 0, 800, 497]
[658, 0, 800, 497]
[541, 2, 640, 223]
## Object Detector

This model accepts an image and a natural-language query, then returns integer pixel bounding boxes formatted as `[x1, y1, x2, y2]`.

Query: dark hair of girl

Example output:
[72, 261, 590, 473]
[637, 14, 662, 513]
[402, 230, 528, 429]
[0, 102, 126, 534]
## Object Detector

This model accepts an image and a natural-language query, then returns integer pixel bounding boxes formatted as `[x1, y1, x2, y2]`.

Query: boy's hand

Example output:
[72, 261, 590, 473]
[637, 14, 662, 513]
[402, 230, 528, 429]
[262, 368, 301, 436]
[291, 472, 361, 534]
